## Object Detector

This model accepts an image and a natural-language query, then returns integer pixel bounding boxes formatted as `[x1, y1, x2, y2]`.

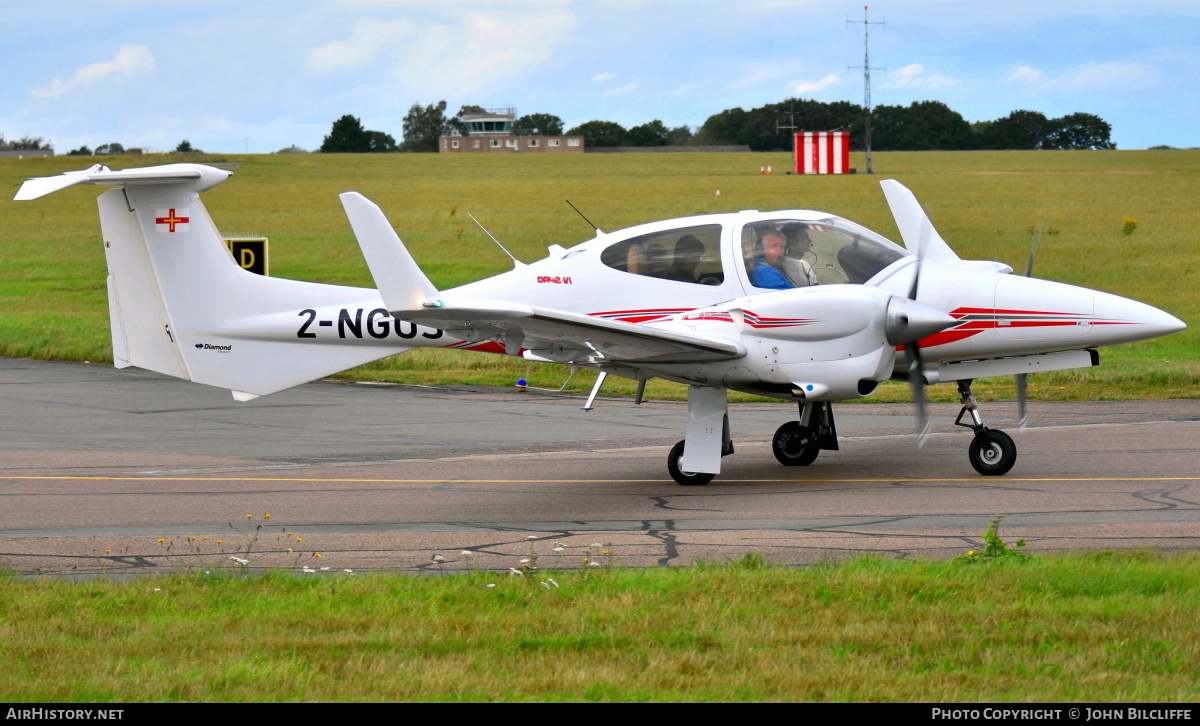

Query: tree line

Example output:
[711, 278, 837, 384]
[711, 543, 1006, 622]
[0, 135, 53, 151]
[694, 99, 1115, 151]
[21, 97, 1114, 157]
[322, 99, 1115, 153]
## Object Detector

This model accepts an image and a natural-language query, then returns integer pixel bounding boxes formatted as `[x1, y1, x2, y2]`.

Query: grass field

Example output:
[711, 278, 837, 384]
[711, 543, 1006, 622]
[2, 552, 1198, 702]
[1, 149, 1196, 401]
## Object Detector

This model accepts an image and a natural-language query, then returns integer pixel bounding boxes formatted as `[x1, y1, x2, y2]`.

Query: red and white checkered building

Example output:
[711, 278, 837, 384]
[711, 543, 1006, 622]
[794, 132, 851, 175]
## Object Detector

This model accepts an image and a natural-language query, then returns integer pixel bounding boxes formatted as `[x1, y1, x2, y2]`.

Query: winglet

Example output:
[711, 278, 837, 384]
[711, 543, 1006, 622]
[879, 179, 960, 262]
[340, 192, 440, 311]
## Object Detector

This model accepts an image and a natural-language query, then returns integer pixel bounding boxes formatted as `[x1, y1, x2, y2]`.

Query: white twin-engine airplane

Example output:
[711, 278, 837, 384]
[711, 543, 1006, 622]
[16, 163, 1185, 484]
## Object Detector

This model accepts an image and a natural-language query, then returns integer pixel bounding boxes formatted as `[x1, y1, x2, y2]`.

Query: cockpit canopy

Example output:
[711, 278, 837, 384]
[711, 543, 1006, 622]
[593, 212, 908, 294]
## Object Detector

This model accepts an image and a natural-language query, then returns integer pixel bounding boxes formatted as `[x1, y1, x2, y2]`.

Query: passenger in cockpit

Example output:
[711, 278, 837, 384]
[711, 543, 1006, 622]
[665, 235, 706, 283]
[780, 223, 817, 287]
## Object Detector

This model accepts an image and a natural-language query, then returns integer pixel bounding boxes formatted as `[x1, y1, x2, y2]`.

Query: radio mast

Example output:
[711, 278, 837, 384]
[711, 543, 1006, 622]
[848, 6, 885, 174]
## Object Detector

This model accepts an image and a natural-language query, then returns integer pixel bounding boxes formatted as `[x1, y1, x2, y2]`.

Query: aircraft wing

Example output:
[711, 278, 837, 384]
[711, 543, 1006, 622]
[339, 190, 743, 365]
[403, 301, 746, 364]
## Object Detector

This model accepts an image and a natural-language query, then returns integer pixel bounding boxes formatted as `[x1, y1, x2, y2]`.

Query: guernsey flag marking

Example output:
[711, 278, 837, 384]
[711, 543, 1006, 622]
[155, 208, 190, 233]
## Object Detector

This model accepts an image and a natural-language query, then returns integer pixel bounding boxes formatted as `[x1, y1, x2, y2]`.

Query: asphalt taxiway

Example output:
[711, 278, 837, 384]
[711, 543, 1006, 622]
[1, 358, 1197, 575]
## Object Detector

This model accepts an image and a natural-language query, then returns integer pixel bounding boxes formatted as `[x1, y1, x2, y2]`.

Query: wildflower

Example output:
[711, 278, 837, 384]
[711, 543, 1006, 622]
[202, 536, 208, 540]
[487, 583, 497, 588]
[189, 536, 197, 541]
[343, 569, 354, 574]
[313, 553, 322, 558]
[526, 535, 538, 541]
[553, 545, 565, 554]
[301, 567, 315, 574]
[246, 514, 253, 519]
[589, 561, 601, 568]
[295, 537, 303, 542]
[461, 551, 472, 556]
[967, 551, 976, 556]
[432, 554, 445, 563]
[287, 548, 294, 553]
[263, 514, 271, 519]
[228, 556, 249, 566]
[154, 588, 161, 592]
[103, 549, 111, 554]
[509, 568, 523, 576]
[546, 578, 559, 588]
[320, 567, 330, 571]
[590, 542, 603, 548]
[601, 550, 611, 556]
[519, 558, 531, 565]
[157, 538, 165, 543]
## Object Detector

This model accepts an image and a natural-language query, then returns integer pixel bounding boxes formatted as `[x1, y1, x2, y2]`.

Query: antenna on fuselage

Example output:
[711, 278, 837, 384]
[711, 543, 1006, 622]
[565, 199, 602, 233]
[467, 212, 522, 266]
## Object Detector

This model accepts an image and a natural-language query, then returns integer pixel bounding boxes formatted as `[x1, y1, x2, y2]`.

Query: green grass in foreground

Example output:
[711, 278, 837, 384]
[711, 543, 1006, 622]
[2, 552, 1199, 702]
[1, 150, 1196, 401]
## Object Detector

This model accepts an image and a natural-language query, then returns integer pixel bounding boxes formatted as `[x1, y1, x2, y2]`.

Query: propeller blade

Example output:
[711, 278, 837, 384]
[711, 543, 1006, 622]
[1015, 372, 1029, 429]
[906, 341, 930, 446]
[1024, 224, 1042, 278]
[1016, 226, 1039, 430]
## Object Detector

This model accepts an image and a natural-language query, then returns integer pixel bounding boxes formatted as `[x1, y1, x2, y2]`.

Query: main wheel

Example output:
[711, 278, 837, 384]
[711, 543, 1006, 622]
[968, 429, 1017, 476]
[667, 440, 715, 486]
[772, 421, 820, 466]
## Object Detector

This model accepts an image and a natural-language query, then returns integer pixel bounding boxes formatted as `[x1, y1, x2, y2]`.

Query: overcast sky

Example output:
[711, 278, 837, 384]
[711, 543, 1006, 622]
[3, 0, 1196, 153]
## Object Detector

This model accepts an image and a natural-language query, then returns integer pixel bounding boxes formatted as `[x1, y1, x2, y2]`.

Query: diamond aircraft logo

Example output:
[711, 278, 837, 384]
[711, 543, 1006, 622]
[195, 342, 232, 352]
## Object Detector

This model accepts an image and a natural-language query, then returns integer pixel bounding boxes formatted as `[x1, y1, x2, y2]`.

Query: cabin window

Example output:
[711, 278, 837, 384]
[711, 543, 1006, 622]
[741, 218, 907, 290]
[600, 224, 724, 285]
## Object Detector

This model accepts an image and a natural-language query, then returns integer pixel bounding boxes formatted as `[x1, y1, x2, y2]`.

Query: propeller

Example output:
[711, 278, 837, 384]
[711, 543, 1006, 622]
[905, 215, 935, 444]
[1015, 225, 1043, 429]
[878, 179, 959, 445]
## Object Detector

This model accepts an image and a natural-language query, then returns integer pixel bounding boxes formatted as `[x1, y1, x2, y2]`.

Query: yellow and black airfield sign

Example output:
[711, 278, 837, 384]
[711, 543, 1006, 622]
[223, 238, 268, 276]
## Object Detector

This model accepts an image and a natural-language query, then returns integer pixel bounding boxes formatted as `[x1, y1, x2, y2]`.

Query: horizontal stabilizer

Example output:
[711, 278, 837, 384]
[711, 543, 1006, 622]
[15, 163, 231, 201]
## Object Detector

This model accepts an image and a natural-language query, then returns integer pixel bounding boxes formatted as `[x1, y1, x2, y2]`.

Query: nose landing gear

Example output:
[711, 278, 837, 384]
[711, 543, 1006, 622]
[955, 379, 1017, 476]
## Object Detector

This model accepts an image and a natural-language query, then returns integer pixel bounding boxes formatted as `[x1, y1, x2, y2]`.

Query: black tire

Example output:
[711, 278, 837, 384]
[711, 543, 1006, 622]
[667, 440, 715, 486]
[772, 421, 820, 466]
[968, 429, 1017, 476]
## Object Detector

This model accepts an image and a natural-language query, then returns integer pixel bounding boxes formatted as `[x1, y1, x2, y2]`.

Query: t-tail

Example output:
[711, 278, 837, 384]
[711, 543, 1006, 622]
[14, 163, 431, 400]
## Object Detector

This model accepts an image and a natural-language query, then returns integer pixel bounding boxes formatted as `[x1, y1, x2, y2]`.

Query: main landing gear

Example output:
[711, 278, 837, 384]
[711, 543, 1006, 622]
[955, 379, 1017, 476]
[771, 401, 839, 467]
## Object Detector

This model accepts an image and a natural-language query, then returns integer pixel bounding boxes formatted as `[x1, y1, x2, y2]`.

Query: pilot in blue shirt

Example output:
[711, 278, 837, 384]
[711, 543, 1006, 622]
[750, 232, 795, 289]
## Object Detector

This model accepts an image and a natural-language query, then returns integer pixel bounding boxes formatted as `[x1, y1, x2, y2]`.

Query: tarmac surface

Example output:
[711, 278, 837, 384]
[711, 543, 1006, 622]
[1, 357, 1197, 576]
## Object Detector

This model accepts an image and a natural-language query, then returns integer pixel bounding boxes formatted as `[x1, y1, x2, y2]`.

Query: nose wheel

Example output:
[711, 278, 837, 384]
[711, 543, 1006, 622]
[967, 429, 1016, 475]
